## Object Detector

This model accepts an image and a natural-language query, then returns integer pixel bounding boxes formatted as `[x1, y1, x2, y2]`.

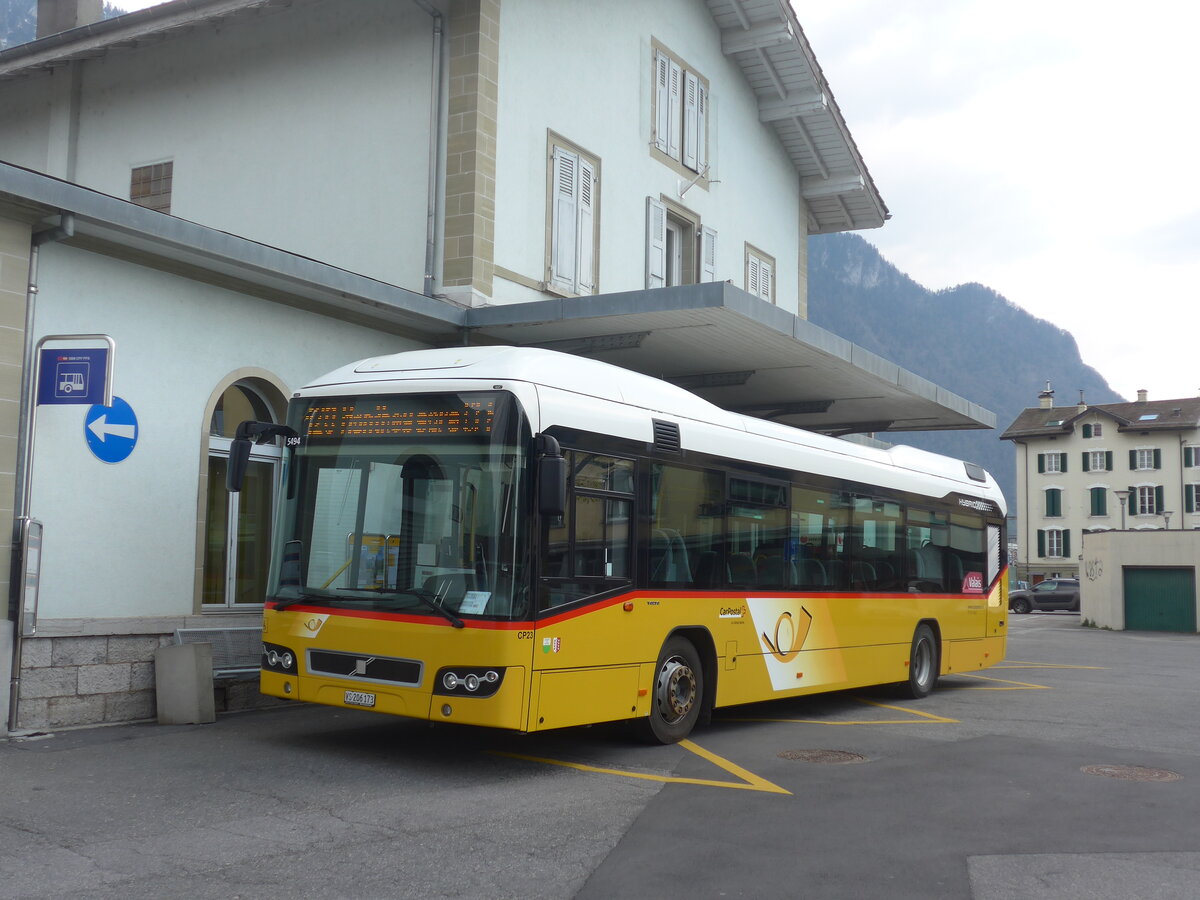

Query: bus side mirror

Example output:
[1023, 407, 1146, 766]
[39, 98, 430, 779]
[226, 421, 298, 493]
[227, 437, 253, 493]
[535, 434, 566, 517]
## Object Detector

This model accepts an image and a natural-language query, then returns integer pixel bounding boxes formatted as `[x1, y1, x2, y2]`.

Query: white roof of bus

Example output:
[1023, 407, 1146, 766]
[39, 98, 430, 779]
[307, 346, 1005, 512]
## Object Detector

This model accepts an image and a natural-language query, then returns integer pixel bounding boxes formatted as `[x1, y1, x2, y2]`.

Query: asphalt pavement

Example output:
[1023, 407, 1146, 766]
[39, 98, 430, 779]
[3, 613, 1199, 899]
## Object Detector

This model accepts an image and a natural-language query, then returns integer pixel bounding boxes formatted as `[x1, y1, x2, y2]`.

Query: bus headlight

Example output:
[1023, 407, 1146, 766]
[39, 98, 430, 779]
[433, 666, 504, 698]
[262, 641, 298, 675]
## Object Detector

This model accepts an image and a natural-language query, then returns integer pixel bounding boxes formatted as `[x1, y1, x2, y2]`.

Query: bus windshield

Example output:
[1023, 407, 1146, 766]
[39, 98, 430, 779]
[268, 391, 531, 621]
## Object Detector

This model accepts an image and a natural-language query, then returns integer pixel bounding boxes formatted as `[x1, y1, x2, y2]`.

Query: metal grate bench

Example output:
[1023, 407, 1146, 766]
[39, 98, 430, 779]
[173, 626, 262, 679]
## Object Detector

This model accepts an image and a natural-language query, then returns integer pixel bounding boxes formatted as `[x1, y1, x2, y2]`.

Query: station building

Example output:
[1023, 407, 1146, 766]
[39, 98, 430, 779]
[0, 0, 994, 734]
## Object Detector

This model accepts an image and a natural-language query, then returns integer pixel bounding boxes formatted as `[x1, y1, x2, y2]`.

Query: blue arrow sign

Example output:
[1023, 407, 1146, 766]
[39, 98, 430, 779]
[85, 396, 138, 464]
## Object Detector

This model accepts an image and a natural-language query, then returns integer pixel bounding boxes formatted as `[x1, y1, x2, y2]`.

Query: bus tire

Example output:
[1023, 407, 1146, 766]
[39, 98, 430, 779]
[642, 636, 703, 744]
[903, 623, 938, 699]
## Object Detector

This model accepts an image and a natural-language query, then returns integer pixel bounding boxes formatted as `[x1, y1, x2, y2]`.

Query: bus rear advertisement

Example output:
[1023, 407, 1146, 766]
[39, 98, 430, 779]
[230, 346, 1007, 743]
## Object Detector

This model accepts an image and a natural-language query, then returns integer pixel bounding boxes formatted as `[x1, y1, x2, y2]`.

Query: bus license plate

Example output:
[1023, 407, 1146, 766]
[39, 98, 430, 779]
[344, 690, 376, 708]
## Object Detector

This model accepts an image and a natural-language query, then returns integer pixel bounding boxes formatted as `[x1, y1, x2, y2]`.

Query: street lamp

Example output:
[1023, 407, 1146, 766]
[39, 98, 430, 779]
[1115, 489, 1129, 530]
[1163, 510, 1173, 530]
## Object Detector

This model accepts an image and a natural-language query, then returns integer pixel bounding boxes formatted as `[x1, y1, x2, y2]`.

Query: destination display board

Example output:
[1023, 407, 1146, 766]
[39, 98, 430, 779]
[303, 394, 498, 441]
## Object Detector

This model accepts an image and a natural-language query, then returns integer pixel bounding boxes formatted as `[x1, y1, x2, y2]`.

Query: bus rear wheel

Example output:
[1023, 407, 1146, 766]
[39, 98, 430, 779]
[903, 624, 938, 699]
[642, 636, 703, 744]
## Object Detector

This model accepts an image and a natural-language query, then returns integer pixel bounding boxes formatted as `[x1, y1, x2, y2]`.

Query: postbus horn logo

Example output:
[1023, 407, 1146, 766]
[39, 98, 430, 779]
[761, 607, 813, 663]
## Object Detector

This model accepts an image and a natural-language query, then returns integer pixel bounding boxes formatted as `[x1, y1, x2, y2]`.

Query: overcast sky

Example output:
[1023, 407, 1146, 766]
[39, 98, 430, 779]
[112, 1, 1198, 403]
[798, 0, 1200, 404]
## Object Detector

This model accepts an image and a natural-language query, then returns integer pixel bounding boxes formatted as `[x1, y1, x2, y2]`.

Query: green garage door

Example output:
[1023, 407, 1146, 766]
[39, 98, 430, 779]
[1123, 568, 1197, 633]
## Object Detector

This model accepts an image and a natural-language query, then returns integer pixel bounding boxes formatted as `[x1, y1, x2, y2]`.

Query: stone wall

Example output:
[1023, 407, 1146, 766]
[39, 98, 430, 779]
[18, 632, 167, 729]
[13, 616, 279, 732]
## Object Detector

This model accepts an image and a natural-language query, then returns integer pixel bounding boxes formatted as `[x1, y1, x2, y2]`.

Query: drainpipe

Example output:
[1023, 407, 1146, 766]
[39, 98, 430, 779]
[7, 213, 74, 734]
[411, 0, 446, 298]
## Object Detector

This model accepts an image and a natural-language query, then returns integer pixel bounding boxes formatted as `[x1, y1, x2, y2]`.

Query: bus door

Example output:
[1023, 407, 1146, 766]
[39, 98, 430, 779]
[533, 450, 638, 731]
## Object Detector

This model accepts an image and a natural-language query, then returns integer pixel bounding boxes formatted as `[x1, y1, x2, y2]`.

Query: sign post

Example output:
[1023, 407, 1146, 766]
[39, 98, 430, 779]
[12, 334, 117, 655]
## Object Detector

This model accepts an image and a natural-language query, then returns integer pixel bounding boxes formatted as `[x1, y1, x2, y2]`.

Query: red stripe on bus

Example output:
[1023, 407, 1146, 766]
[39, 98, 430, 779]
[267, 573, 1007, 630]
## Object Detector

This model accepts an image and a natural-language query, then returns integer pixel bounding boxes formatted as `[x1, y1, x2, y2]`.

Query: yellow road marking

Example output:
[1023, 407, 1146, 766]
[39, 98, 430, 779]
[855, 698, 958, 722]
[997, 661, 1105, 670]
[731, 696, 958, 726]
[490, 659, 1085, 791]
[492, 738, 791, 795]
[943, 671, 1050, 690]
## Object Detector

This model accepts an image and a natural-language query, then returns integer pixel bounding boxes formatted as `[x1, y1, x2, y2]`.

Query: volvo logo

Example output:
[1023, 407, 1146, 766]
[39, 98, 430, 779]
[352, 657, 375, 676]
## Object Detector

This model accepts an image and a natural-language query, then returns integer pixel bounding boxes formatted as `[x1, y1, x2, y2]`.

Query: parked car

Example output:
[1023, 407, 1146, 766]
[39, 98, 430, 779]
[1009, 578, 1080, 613]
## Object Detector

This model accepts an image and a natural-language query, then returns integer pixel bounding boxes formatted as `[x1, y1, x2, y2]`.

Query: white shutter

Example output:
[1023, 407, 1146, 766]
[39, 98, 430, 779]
[646, 197, 666, 289]
[654, 52, 670, 153]
[683, 71, 699, 170]
[700, 226, 717, 282]
[550, 147, 578, 292]
[747, 254, 760, 296]
[759, 261, 772, 301]
[667, 59, 682, 160]
[577, 158, 595, 294]
[695, 82, 708, 172]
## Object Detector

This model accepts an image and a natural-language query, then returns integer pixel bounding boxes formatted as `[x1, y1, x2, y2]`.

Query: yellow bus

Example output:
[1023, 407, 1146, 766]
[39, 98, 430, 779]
[229, 346, 1007, 743]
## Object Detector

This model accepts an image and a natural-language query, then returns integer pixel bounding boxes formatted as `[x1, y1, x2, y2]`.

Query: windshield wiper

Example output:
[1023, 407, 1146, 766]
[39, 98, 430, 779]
[395, 588, 466, 629]
[268, 593, 328, 611]
[269, 589, 465, 628]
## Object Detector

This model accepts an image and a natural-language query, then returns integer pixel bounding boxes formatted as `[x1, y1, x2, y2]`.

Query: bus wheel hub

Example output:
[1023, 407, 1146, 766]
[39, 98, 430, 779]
[657, 658, 696, 721]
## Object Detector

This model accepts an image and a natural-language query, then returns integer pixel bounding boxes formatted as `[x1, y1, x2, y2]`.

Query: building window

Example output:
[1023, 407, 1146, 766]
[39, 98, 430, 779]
[130, 161, 172, 213]
[1083, 450, 1112, 472]
[1185, 446, 1198, 468]
[1185, 484, 1199, 514]
[1082, 423, 1104, 438]
[204, 380, 284, 608]
[548, 138, 599, 295]
[1044, 488, 1062, 518]
[1089, 487, 1108, 517]
[646, 197, 716, 288]
[652, 43, 709, 178]
[1093, 423, 1103, 437]
[1039, 452, 1066, 474]
[745, 245, 775, 303]
[1131, 485, 1163, 516]
[1131, 448, 1161, 471]
[1038, 528, 1069, 558]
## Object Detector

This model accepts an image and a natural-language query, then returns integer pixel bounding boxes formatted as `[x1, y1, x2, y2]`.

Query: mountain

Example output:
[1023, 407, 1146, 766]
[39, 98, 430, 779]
[1, 0, 125, 49]
[807, 232, 1123, 511]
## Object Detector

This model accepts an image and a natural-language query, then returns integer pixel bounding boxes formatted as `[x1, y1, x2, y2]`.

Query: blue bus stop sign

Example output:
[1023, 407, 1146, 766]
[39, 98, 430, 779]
[85, 396, 139, 464]
[37, 347, 109, 406]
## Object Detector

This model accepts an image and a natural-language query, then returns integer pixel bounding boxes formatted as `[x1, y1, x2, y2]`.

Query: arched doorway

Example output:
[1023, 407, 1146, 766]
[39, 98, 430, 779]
[203, 380, 284, 608]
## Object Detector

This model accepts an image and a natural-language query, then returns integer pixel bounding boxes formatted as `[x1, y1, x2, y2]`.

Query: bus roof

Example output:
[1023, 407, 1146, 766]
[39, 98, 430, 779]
[304, 346, 1005, 513]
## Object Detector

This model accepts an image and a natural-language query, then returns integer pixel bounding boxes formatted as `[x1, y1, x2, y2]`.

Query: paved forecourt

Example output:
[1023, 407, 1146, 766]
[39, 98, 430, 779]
[2, 614, 1199, 899]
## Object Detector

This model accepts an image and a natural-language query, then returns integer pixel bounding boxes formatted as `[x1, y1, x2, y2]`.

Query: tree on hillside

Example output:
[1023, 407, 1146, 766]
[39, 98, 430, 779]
[807, 232, 1122, 509]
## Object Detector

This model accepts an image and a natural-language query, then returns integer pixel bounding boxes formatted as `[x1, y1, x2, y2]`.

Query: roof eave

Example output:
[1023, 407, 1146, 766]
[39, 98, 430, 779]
[706, 0, 889, 234]
[0, 0, 290, 81]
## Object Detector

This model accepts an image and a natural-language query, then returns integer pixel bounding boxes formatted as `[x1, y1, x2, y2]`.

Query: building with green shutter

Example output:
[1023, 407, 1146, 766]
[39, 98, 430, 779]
[1001, 385, 1200, 584]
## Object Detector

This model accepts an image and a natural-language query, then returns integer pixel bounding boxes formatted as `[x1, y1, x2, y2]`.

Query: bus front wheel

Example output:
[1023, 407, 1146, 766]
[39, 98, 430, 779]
[903, 624, 938, 699]
[642, 636, 703, 744]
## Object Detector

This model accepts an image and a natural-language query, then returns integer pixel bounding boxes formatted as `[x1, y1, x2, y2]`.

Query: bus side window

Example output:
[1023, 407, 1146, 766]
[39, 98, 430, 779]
[907, 508, 950, 593]
[648, 464, 723, 588]
[539, 451, 634, 609]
